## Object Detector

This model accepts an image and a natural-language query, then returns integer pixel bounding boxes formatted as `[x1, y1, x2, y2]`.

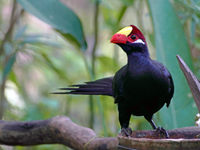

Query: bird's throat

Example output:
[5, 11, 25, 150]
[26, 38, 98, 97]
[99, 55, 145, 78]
[127, 52, 150, 71]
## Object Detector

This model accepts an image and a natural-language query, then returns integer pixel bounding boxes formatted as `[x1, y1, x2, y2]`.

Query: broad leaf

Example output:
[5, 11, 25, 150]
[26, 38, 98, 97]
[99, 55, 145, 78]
[17, 0, 87, 50]
[148, 0, 197, 129]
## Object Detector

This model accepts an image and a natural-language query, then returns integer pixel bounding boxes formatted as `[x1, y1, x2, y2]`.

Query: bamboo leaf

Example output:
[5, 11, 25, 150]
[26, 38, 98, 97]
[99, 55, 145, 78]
[3, 53, 16, 81]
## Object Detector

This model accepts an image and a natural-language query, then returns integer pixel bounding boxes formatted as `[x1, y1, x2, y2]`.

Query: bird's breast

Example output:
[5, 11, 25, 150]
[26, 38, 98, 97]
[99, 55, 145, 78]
[123, 67, 167, 100]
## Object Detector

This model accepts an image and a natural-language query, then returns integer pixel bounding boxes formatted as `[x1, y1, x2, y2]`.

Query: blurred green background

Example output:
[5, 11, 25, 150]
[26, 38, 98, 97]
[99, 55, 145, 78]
[0, 0, 200, 149]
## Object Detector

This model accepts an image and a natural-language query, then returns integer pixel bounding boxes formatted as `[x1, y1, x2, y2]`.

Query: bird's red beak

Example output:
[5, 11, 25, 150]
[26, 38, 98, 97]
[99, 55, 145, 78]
[110, 33, 128, 44]
[110, 26, 133, 44]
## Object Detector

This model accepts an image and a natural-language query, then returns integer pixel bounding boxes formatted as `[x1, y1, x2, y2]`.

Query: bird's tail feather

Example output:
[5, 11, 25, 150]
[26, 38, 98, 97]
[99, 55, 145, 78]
[52, 77, 113, 96]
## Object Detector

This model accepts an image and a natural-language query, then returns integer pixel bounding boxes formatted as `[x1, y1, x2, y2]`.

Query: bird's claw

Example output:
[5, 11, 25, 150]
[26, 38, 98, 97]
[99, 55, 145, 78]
[155, 127, 169, 138]
[121, 128, 132, 137]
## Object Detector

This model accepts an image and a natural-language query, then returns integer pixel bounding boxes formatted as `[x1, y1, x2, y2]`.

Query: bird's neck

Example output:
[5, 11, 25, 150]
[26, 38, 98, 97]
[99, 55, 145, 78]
[127, 50, 150, 69]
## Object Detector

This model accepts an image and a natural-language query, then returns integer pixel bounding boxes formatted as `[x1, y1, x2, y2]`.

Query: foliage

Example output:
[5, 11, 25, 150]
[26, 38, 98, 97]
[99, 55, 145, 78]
[0, 0, 200, 149]
[148, 0, 197, 129]
[17, 0, 87, 50]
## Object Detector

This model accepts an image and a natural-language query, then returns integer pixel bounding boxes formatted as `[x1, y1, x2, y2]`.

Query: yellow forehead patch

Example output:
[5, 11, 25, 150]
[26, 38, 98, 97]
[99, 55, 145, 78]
[117, 26, 133, 36]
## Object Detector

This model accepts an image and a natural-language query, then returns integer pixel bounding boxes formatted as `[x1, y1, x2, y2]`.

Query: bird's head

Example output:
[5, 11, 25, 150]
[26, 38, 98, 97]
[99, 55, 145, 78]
[110, 25, 148, 55]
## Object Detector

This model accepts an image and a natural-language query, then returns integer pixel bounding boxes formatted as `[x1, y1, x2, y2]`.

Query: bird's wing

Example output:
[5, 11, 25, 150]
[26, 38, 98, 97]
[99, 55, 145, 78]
[152, 61, 174, 107]
[113, 66, 127, 103]
[53, 77, 114, 96]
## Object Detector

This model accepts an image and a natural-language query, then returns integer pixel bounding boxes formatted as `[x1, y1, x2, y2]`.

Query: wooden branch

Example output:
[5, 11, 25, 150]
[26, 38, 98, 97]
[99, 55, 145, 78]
[0, 115, 200, 150]
[176, 55, 200, 112]
[0, 116, 118, 150]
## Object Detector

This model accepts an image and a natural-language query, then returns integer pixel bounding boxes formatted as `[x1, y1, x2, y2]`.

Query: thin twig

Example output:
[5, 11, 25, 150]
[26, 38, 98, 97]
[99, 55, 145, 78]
[91, 0, 100, 75]
[88, 0, 100, 129]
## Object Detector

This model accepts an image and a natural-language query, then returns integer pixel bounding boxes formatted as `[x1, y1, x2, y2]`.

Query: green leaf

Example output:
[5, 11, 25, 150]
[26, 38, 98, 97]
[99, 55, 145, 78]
[120, 0, 134, 6]
[17, 0, 87, 50]
[148, 0, 197, 129]
[22, 34, 60, 47]
[3, 53, 16, 81]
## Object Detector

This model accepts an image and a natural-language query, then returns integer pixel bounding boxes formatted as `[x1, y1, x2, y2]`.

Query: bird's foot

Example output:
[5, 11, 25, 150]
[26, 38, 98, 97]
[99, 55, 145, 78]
[155, 127, 169, 138]
[121, 128, 132, 137]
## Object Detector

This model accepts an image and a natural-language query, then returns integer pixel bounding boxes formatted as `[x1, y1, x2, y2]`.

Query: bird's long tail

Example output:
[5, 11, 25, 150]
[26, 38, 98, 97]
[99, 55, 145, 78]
[52, 77, 114, 96]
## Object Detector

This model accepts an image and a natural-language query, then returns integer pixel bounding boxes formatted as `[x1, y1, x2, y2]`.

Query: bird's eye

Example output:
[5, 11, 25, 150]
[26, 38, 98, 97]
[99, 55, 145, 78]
[131, 35, 136, 40]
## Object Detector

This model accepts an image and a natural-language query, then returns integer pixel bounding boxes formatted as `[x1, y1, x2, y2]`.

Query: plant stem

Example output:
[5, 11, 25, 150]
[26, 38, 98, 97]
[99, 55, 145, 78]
[89, 0, 108, 135]
[80, 52, 94, 129]
[89, 95, 94, 129]
[0, 80, 6, 119]
[0, 0, 17, 56]
[88, 0, 100, 130]
[91, 0, 100, 75]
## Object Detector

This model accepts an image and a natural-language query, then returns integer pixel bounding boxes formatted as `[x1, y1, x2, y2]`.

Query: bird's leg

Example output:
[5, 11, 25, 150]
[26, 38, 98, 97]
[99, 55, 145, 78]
[145, 116, 169, 138]
[118, 105, 132, 136]
[150, 119, 169, 138]
[149, 119, 157, 129]
[121, 127, 132, 137]
[120, 116, 132, 137]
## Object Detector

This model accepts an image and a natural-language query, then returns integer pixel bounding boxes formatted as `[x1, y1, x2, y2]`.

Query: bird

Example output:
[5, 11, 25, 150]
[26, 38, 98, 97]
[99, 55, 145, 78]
[54, 25, 174, 138]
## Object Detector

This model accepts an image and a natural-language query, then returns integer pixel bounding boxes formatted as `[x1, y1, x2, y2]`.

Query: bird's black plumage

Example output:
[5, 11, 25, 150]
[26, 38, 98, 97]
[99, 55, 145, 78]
[54, 25, 174, 137]
[57, 77, 113, 96]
